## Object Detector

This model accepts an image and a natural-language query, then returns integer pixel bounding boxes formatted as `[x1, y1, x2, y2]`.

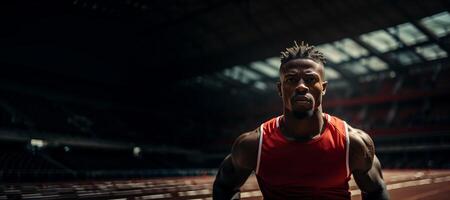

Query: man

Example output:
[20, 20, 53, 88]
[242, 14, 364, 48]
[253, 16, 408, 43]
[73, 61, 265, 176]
[213, 41, 389, 200]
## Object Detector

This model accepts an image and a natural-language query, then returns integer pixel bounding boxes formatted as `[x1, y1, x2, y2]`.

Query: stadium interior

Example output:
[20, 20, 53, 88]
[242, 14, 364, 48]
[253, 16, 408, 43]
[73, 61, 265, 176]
[1, 0, 449, 199]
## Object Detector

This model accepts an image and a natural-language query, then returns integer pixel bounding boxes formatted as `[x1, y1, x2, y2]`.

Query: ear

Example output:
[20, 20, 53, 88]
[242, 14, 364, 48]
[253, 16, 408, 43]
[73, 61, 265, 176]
[277, 82, 282, 97]
[321, 81, 328, 95]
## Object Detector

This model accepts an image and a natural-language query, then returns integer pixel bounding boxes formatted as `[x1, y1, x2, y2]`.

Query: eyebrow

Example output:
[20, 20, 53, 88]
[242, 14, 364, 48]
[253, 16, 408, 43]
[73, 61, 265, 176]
[284, 70, 319, 76]
[284, 72, 298, 76]
[304, 72, 320, 76]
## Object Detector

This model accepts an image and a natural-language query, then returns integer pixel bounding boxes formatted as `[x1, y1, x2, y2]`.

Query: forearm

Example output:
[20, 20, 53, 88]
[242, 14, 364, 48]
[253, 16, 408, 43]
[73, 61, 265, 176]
[212, 180, 240, 200]
[361, 183, 389, 200]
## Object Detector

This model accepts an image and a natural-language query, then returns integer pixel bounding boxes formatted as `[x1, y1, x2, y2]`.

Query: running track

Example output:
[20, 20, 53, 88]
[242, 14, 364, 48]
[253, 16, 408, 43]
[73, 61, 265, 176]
[1, 170, 449, 199]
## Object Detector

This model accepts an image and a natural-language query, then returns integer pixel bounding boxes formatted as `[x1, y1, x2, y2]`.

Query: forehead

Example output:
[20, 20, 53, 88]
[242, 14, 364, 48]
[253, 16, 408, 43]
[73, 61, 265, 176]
[280, 58, 323, 73]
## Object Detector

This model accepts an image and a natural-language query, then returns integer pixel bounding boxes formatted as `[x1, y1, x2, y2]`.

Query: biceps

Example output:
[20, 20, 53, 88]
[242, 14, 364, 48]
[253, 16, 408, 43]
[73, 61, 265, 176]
[353, 156, 386, 192]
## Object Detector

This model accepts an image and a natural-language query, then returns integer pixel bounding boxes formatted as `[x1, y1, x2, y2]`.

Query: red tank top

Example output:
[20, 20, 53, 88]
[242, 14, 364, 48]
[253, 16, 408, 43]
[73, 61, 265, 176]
[255, 114, 351, 200]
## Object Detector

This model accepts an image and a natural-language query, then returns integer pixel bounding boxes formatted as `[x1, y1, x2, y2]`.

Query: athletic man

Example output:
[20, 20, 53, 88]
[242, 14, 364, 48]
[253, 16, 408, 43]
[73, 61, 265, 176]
[213, 41, 389, 200]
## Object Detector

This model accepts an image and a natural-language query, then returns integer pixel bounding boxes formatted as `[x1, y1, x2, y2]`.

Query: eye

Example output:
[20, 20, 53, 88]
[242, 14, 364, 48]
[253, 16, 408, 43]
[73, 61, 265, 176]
[285, 77, 298, 84]
[304, 76, 316, 84]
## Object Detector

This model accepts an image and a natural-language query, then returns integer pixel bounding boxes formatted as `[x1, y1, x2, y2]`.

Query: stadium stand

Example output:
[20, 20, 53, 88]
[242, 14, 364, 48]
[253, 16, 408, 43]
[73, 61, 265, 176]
[1, 0, 450, 199]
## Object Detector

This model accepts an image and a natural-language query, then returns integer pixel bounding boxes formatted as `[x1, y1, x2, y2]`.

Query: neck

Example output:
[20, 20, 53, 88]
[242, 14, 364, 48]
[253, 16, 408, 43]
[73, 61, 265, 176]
[280, 109, 325, 141]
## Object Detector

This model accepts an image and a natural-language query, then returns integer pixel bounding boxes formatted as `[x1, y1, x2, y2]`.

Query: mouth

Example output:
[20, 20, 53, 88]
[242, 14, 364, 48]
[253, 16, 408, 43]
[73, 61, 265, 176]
[291, 95, 314, 109]
[293, 95, 312, 103]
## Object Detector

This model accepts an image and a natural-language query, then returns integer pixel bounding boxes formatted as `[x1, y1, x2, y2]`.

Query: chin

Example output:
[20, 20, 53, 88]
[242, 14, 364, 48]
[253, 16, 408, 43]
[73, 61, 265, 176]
[292, 109, 314, 119]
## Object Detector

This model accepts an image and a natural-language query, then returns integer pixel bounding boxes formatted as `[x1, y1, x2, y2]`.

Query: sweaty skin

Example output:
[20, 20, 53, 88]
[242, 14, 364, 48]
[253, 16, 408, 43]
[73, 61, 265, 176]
[213, 126, 388, 200]
[213, 58, 389, 200]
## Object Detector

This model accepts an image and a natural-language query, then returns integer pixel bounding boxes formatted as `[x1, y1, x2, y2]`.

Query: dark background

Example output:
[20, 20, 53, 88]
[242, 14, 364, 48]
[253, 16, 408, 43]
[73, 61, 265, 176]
[0, 0, 449, 182]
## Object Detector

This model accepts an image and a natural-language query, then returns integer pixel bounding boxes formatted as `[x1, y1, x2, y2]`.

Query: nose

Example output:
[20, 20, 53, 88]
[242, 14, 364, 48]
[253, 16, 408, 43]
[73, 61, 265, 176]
[295, 79, 309, 94]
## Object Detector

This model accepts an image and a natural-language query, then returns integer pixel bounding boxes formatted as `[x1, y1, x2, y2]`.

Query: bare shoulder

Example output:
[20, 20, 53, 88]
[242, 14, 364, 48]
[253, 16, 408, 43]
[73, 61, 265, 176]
[231, 128, 260, 170]
[347, 124, 375, 173]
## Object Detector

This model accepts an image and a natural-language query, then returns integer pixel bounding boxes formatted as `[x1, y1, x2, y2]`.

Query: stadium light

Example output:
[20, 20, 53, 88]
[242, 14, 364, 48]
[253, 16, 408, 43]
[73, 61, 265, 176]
[30, 139, 46, 148]
[133, 146, 141, 157]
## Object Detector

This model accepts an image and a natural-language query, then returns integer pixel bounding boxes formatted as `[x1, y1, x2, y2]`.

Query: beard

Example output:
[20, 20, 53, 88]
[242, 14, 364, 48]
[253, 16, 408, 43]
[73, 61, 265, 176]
[292, 109, 315, 119]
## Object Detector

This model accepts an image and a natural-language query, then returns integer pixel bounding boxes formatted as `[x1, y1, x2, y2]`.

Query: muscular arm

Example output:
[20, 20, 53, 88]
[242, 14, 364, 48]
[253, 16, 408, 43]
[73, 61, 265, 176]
[213, 129, 259, 200]
[349, 126, 390, 200]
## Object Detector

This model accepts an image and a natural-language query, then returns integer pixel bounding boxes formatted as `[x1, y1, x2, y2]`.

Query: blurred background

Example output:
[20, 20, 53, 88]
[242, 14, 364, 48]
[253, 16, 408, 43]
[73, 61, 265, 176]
[0, 0, 449, 199]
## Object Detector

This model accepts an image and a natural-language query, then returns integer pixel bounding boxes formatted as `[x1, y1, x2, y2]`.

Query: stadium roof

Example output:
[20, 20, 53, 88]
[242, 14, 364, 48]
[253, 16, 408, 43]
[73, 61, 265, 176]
[1, 0, 449, 105]
[183, 11, 450, 92]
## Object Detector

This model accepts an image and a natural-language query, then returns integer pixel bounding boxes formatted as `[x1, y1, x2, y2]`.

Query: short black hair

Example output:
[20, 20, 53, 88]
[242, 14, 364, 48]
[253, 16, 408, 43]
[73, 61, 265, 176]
[280, 41, 326, 65]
